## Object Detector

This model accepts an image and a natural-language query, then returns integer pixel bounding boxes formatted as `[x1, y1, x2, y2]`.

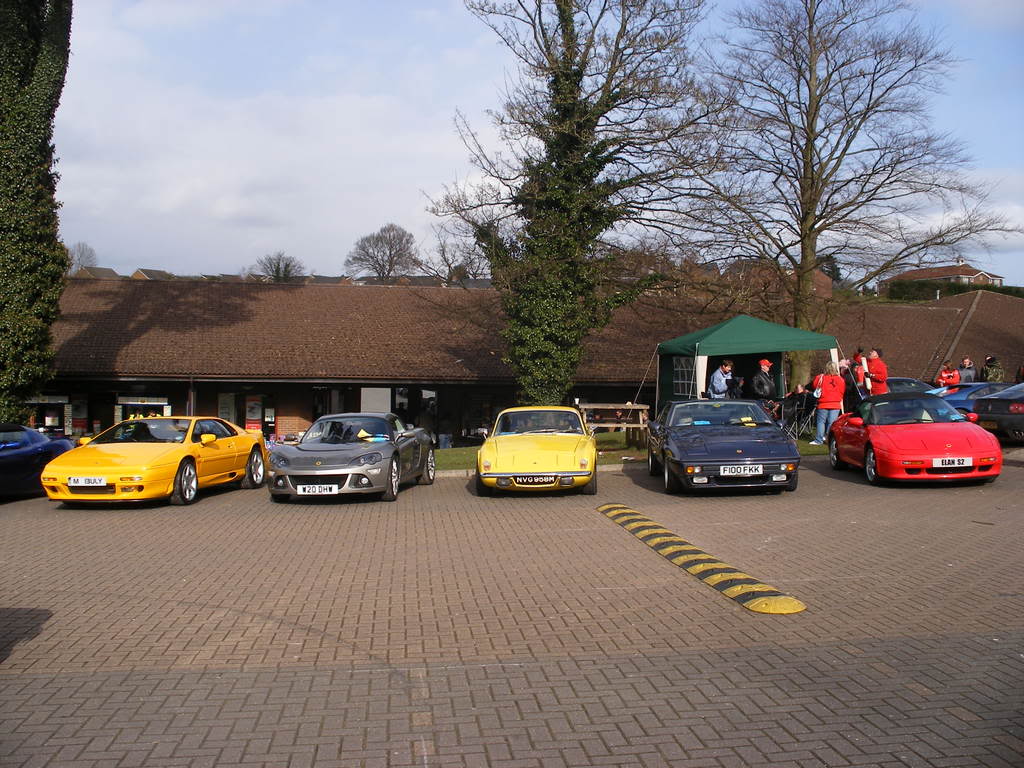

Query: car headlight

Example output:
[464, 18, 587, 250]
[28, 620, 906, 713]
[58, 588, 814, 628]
[356, 452, 383, 466]
[270, 453, 289, 468]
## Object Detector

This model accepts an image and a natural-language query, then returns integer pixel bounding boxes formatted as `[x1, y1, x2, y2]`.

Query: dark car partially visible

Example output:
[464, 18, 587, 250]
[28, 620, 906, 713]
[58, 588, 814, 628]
[646, 399, 800, 493]
[0, 424, 74, 496]
[971, 383, 1024, 442]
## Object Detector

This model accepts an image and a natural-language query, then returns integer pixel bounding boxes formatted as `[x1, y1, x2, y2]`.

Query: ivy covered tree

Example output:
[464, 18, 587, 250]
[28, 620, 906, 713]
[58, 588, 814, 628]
[436, 0, 712, 404]
[0, 1, 73, 422]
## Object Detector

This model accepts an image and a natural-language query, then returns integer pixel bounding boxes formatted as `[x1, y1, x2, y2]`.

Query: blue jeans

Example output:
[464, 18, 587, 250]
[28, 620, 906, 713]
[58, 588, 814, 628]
[815, 409, 840, 443]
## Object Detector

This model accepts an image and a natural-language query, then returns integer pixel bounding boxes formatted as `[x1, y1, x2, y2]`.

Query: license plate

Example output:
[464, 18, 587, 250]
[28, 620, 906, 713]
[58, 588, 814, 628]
[297, 484, 339, 495]
[68, 476, 106, 486]
[932, 457, 970, 468]
[979, 421, 998, 429]
[514, 475, 556, 485]
[720, 464, 763, 476]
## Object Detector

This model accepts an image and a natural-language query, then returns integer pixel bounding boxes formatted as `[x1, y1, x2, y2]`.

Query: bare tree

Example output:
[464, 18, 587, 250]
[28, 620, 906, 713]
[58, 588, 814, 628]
[345, 224, 418, 281]
[414, 224, 490, 286]
[433, 0, 714, 403]
[67, 241, 97, 273]
[250, 251, 306, 283]
[688, 0, 1012, 379]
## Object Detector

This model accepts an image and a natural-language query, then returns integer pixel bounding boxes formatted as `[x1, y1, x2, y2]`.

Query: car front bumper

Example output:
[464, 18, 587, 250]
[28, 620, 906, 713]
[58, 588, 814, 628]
[268, 465, 389, 498]
[477, 471, 593, 492]
[873, 450, 1002, 481]
[41, 467, 176, 502]
[668, 458, 799, 489]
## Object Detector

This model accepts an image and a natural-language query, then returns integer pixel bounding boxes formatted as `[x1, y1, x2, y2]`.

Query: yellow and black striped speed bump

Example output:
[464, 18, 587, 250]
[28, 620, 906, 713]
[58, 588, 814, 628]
[599, 503, 806, 615]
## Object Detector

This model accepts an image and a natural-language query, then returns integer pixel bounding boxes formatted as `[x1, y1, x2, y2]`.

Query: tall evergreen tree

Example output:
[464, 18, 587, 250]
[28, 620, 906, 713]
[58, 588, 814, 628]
[0, 1, 73, 421]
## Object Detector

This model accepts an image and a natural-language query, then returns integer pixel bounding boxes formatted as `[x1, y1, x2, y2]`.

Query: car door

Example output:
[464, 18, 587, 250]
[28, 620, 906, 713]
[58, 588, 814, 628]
[191, 419, 236, 480]
[836, 402, 872, 465]
[389, 415, 418, 481]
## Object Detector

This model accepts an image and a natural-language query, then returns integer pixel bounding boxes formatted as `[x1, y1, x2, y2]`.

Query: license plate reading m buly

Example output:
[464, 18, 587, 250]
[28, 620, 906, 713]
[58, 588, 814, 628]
[720, 464, 763, 476]
[69, 476, 106, 486]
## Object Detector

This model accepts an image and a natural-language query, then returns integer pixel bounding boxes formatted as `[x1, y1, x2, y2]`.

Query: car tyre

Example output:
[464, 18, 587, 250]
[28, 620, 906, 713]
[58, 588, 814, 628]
[828, 437, 847, 470]
[380, 458, 400, 501]
[581, 472, 598, 495]
[169, 459, 198, 505]
[864, 446, 882, 485]
[647, 446, 659, 476]
[240, 448, 265, 488]
[417, 448, 436, 485]
[663, 456, 682, 493]
[474, 472, 492, 497]
[785, 472, 799, 492]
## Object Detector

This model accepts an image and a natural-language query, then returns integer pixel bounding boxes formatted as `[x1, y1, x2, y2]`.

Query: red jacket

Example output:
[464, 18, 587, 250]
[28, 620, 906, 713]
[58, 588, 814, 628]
[813, 374, 845, 410]
[865, 358, 888, 395]
[936, 367, 960, 387]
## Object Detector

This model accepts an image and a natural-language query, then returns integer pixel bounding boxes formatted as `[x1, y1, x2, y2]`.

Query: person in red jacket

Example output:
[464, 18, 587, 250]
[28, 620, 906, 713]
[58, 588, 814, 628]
[864, 347, 889, 395]
[809, 361, 846, 445]
[935, 360, 960, 388]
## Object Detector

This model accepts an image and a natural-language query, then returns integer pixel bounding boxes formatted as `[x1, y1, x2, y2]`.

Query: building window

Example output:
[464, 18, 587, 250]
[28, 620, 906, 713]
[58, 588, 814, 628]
[673, 357, 696, 397]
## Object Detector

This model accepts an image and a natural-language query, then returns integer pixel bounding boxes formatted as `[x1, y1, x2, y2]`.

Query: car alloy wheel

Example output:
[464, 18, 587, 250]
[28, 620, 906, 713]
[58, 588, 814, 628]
[170, 460, 198, 505]
[663, 456, 682, 493]
[864, 447, 881, 485]
[828, 437, 846, 470]
[381, 458, 400, 501]
[241, 448, 265, 488]
[418, 448, 436, 485]
[647, 447, 659, 476]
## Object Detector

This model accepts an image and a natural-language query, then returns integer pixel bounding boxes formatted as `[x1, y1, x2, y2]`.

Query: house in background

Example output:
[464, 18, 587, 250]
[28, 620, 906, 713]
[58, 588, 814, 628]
[880, 257, 1004, 295]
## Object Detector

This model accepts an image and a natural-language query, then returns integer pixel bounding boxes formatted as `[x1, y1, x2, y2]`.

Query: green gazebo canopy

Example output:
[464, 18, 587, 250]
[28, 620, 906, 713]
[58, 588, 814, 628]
[657, 315, 837, 357]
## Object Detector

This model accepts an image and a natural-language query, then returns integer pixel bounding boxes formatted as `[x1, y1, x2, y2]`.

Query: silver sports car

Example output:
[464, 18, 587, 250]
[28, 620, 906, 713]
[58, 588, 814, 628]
[267, 412, 435, 502]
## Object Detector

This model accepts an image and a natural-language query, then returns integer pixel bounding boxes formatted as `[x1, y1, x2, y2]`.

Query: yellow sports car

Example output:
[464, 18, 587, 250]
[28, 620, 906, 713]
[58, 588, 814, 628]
[475, 406, 598, 496]
[41, 416, 267, 506]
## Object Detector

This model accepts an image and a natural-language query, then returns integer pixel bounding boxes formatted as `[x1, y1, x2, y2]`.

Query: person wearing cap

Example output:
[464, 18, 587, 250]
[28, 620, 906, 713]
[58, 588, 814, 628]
[864, 347, 889, 395]
[750, 358, 778, 401]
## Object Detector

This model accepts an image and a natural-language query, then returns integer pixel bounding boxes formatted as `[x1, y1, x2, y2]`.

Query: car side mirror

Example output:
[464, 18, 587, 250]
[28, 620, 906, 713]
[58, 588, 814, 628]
[200, 433, 217, 445]
[648, 420, 660, 432]
[965, 412, 979, 423]
[847, 417, 864, 427]
[77, 436, 91, 446]
[401, 429, 417, 439]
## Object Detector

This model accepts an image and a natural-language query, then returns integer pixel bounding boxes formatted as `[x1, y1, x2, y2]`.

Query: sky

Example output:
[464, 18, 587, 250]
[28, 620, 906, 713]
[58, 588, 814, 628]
[53, 0, 1024, 285]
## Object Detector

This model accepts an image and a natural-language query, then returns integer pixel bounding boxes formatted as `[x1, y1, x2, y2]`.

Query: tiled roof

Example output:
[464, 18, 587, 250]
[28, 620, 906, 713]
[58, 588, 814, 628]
[52, 281, 1024, 385]
[882, 264, 1003, 282]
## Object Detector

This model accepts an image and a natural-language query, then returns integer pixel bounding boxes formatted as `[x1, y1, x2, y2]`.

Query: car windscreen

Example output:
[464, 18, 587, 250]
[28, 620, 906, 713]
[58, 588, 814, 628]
[667, 402, 774, 427]
[987, 382, 1024, 399]
[887, 379, 931, 393]
[0, 427, 29, 449]
[495, 411, 584, 435]
[301, 417, 393, 444]
[90, 419, 192, 444]
[870, 397, 967, 425]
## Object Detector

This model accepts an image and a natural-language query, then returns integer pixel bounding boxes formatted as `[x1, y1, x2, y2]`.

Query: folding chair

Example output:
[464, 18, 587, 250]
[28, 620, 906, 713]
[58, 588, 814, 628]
[781, 393, 816, 440]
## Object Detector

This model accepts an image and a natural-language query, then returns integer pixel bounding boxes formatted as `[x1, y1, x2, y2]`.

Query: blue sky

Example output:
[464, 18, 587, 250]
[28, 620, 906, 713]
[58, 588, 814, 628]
[54, 0, 1023, 284]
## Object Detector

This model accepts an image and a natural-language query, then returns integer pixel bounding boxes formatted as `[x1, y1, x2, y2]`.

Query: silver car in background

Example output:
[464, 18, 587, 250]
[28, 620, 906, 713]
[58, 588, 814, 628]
[267, 412, 435, 502]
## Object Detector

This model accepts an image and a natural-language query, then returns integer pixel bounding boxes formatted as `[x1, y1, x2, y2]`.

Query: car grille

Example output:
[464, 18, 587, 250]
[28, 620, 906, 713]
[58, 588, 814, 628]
[924, 466, 975, 475]
[67, 485, 116, 495]
[288, 474, 349, 486]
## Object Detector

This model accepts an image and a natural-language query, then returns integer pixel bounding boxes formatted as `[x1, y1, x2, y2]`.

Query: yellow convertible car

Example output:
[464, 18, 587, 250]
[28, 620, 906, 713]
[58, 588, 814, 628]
[41, 416, 267, 506]
[475, 406, 597, 496]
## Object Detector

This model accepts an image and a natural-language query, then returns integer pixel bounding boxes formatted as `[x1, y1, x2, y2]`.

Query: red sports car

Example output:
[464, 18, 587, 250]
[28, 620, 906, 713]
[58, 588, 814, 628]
[828, 393, 1002, 484]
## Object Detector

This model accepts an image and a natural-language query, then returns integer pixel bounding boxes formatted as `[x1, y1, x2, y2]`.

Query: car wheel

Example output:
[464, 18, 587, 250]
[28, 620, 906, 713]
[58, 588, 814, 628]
[380, 458, 400, 501]
[828, 437, 847, 470]
[240, 448, 265, 488]
[581, 472, 598, 495]
[647, 447, 659, 476]
[785, 472, 799, 492]
[663, 456, 682, 493]
[417, 448, 436, 485]
[169, 459, 198, 505]
[864, 446, 882, 485]
[474, 472, 492, 497]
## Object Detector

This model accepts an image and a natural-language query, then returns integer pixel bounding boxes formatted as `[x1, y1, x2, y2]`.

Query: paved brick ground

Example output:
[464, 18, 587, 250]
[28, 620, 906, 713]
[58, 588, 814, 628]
[2, 453, 1022, 767]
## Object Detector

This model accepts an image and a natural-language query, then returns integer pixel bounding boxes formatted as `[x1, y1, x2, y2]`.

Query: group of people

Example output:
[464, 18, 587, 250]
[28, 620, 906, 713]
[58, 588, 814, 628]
[934, 355, 1012, 387]
[705, 346, 1021, 447]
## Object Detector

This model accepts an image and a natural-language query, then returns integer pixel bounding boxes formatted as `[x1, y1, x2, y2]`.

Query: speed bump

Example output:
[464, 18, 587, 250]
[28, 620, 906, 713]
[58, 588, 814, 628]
[598, 503, 806, 615]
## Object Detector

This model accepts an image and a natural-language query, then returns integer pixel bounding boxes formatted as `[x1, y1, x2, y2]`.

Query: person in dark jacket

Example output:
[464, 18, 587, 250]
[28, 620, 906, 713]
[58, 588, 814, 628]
[982, 356, 1004, 382]
[750, 359, 778, 400]
[957, 356, 977, 383]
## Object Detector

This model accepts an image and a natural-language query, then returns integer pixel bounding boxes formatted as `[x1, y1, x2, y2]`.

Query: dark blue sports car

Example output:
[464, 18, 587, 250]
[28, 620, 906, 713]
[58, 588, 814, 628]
[647, 400, 800, 493]
[935, 382, 1012, 413]
[0, 424, 74, 496]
